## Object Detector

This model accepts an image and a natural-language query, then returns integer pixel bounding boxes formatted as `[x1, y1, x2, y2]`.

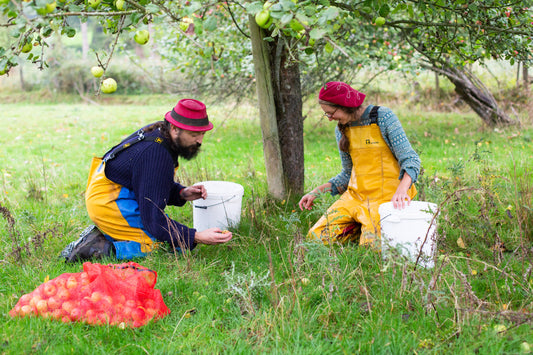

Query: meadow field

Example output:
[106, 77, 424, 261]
[0, 69, 532, 353]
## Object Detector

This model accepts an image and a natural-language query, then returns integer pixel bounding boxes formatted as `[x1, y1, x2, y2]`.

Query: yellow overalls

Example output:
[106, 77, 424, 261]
[85, 130, 175, 259]
[308, 109, 417, 247]
[85, 157, 157, 256]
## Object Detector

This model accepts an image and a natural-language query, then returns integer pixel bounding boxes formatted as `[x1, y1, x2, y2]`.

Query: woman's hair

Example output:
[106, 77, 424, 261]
[319, 99, 363, 152]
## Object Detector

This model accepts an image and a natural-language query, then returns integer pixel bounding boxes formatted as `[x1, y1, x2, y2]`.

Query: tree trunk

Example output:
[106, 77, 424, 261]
[81, 21, 89, 60]
[516, 61, 521, 89]
[423, 63, 515, 126]
[268, 35, 304, 197]
[523, 63, 529, 92]
[249, 17, 285, 199]
[435, 71, 439, 99]
[248, 18, 304, 199]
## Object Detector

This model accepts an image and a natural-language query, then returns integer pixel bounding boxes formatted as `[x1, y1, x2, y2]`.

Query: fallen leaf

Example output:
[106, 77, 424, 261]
[457, 237, 466, 249]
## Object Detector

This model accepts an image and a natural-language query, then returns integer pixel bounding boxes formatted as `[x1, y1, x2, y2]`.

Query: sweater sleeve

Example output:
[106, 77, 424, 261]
[378, 108, 421, 183]
[328, 126, 352, 196]
[168, 182, 187, 206]
[131, 145, 197, 249]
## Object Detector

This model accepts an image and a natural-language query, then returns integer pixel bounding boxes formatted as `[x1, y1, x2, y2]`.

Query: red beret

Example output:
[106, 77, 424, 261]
[318, 81, 366, 108]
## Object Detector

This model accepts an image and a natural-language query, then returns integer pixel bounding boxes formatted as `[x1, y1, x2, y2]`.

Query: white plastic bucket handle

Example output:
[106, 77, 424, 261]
[193, 194, 239, 209]
[380, 213, 401, 223]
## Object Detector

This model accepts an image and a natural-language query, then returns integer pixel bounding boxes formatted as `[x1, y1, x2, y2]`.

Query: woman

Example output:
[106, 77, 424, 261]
[298, 81, 420, 247]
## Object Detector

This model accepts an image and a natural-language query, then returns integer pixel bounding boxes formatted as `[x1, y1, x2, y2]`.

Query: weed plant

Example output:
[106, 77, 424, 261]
[0, 96, 532, 354]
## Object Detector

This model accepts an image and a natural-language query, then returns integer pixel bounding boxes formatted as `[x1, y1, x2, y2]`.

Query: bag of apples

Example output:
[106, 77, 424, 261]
[9, 261, 170, 328]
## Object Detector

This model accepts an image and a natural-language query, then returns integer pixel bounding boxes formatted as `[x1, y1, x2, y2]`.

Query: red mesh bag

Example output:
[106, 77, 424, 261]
[9, 262, 170, 328]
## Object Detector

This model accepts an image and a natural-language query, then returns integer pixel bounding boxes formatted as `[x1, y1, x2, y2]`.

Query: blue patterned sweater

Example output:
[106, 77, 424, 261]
[103, 126, 197, 250]
[328, 105, 421, 195]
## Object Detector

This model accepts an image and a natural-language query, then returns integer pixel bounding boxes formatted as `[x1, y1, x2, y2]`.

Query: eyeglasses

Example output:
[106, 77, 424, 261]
[323, 108, 338, 118]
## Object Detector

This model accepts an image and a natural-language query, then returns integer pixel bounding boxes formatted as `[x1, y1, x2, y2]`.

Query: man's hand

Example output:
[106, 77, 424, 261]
[194, 228, 232, 245]
[180, 184, 207, 201]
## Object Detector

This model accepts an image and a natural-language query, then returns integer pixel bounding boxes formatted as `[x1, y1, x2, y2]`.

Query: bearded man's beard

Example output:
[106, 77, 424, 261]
[172, 135, 201, 160]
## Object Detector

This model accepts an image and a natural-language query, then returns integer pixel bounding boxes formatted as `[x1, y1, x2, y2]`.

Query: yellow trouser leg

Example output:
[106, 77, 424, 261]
[307, 193, 385, 247]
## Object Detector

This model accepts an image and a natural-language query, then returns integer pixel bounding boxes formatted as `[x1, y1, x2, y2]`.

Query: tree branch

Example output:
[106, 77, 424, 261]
[221, 2, 249, 39]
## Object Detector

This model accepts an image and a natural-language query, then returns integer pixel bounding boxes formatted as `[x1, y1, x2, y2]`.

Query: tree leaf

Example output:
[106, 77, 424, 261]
[203, 16, 218, 32]
[309, 28, 326, 40]
[145, 4, 160, 14]
[279, 0, 296, 11]
[322, 7, 339, 21]
[245, 2, 263, 15]
[280, 13, 293, 26]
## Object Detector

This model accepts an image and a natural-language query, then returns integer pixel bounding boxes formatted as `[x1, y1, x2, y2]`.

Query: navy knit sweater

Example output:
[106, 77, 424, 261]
[103, 124, 197, 250]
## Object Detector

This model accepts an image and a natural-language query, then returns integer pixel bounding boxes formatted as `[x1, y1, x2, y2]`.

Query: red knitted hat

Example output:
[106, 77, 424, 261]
[165, 99, 213, 132]
[318, 81, 366, 108]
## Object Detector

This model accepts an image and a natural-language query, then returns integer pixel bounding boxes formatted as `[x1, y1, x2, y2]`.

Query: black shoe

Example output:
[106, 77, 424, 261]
[62, 225, 115, 263]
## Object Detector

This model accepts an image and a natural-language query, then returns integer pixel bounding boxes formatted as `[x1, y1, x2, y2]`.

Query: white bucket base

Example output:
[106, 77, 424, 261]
[379, 201, 438, 268]
[192, 181, 244, 231]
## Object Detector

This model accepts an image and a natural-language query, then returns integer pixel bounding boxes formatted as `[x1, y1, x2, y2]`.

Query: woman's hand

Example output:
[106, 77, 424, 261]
[299, 183, 332, 211]
[194, 228, 232, 245]
[180, 185, 207, 201]
[299, 193, 318, 211]
[391, 174, 413, 209]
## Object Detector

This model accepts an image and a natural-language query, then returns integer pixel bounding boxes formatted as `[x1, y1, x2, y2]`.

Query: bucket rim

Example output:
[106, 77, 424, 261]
[192, 180, 244, 196]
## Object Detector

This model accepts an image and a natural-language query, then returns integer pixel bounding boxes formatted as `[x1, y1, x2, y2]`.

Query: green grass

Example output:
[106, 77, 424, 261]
[1, 97, 532, 354]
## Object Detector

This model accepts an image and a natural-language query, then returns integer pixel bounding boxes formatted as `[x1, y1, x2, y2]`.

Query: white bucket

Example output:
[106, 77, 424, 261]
[192, 181, 244, 231]
[379, 201, 439, 268]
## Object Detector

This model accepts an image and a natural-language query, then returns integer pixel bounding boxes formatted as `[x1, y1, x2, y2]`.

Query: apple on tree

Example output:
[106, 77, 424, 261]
[134, 30, 150, 45]
[255, 10, 272, 29]
[114, 0, 124, 10]
[101, 78, 117, 94]
[45, 1, 57, 13]
[91, 66, 104, 78]
[375, 17, 386, 26]
[289, 19, 305, 32]
[36, 1, 56, 14]
[88, 0, 100, 8]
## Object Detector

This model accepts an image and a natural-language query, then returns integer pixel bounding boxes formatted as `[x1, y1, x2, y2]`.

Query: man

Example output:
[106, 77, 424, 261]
[63, 99, 232, 262]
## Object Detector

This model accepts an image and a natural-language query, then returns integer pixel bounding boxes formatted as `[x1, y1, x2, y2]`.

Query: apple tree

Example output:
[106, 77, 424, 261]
[1, 0, 531, 199]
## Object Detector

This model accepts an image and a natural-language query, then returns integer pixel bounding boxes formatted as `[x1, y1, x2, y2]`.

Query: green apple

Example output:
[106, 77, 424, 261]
[255, 10, 271, 29]
[0, 0, 9, 5]
[375, 17, 386, 26]
[21, 42, 33, 53]
[115, 0, 124, 10]
[91, 66, 104, 78]
[101, 78, 117, 94]
[134, 30, 150, 45]
[301, 278, 310, 286]
[520, 342, 531, 354]
[88, 0, 100, 8]
[289, 19, 304, 32]
[46, 1, 57, 12]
